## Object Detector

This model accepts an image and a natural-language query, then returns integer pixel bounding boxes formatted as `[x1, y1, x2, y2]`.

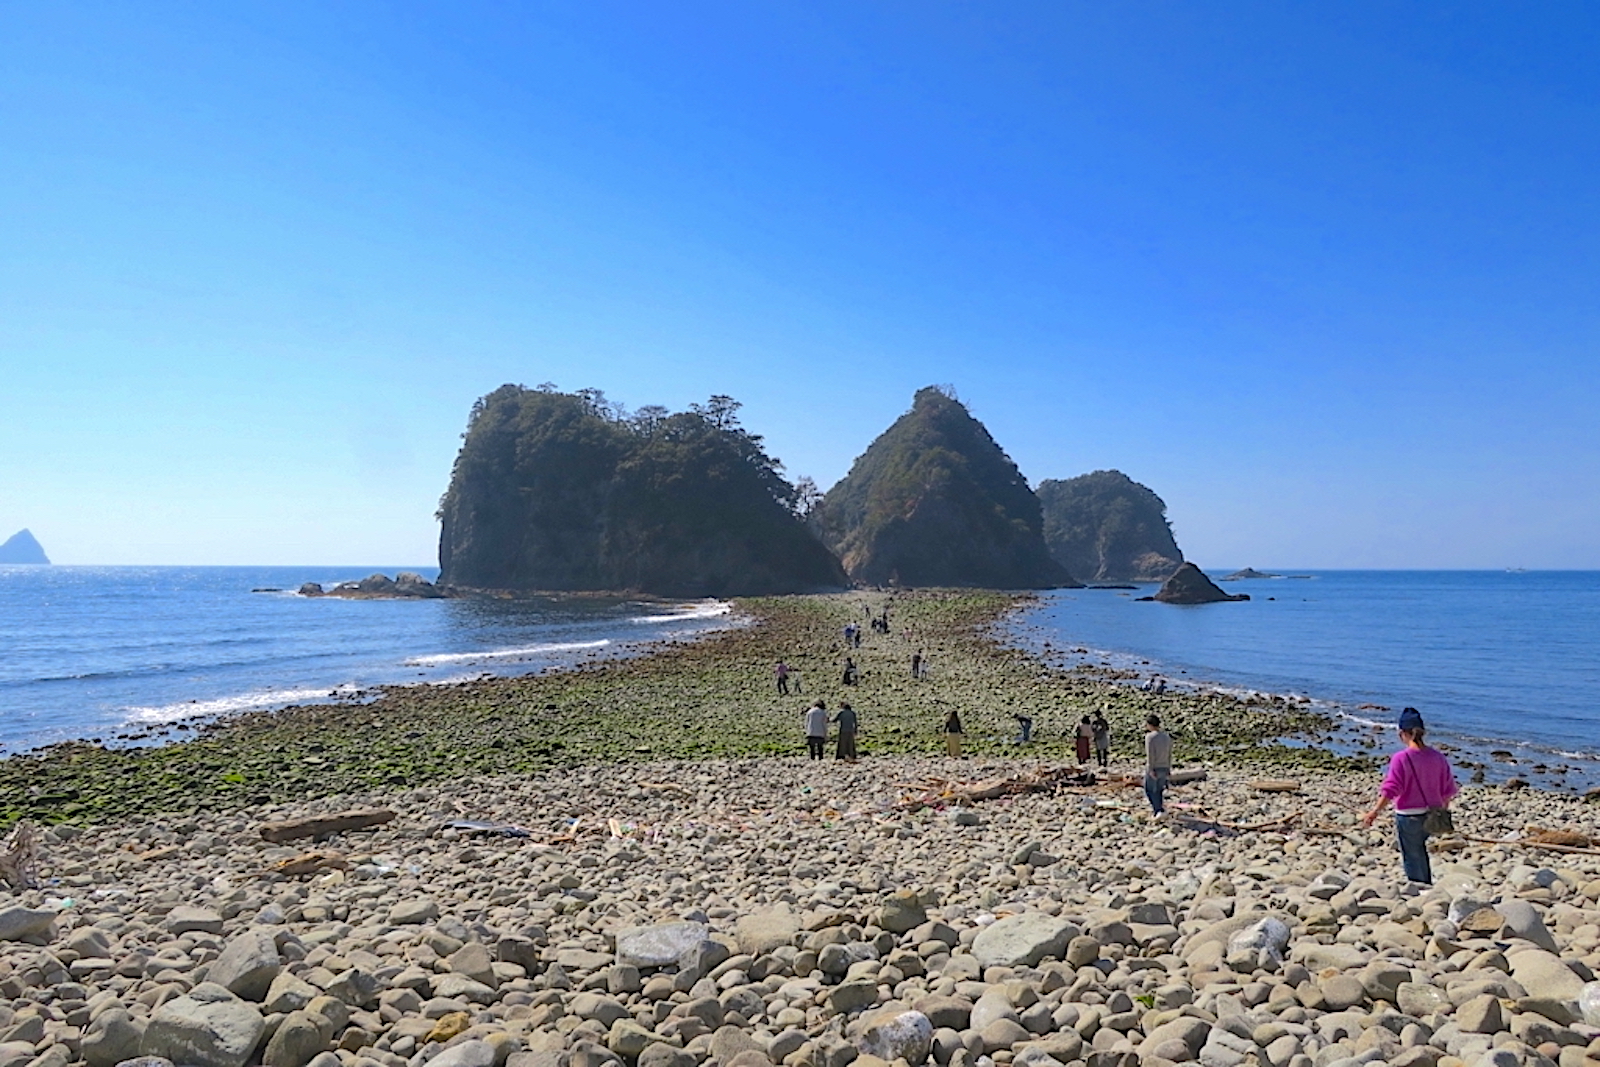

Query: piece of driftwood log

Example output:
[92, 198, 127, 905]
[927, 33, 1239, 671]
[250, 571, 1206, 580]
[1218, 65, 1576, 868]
[259, 808, 396, 843]
[0, 821, 39, 890]
[262, 850, 351, 878]
[1463, 832, 1600, 857]
[1248, 778, 1302, 793]
[1169, 768, 1209, 785]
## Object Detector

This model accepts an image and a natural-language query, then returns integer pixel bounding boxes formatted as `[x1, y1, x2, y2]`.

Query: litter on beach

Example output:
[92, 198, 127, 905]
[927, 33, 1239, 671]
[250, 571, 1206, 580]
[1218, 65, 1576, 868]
[445, 819, 534, 838]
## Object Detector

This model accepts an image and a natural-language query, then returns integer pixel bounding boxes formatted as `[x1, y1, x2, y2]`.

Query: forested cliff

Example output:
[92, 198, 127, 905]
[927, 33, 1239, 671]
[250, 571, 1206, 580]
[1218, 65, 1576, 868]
[1036, 470, 1183, 582]
[812, 387, 1077, 589]
[436, 386, 846, 596]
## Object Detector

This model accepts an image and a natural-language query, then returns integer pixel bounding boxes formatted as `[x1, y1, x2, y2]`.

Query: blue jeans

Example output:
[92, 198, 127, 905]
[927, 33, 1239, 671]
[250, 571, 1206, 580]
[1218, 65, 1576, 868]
[1396, 813, 1431, 883]
[1145, 769, 1169, 814]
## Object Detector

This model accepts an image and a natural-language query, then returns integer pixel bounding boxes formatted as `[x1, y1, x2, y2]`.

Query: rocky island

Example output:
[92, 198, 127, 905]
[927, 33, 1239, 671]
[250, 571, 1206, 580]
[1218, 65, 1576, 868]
[0, 529, 50, 565]
[812, 388, 1078, 589]
[1036, 472, 1183, 584]
[1144, 562, 1251, 604]
[435, 387, 845, 598]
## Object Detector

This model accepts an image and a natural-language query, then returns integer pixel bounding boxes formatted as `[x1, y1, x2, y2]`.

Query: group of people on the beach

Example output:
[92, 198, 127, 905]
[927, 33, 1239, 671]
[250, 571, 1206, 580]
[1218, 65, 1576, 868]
[802, 699, 858, 761]
[782, 608, 1459, 888]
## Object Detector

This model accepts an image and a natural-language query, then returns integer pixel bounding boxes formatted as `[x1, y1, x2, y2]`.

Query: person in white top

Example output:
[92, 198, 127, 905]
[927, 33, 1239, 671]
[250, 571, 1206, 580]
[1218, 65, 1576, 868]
[803, 701, 828, 760]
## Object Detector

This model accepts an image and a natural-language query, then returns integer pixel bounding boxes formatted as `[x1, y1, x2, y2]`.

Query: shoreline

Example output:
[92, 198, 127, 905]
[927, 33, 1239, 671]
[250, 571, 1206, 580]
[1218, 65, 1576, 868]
[4, 589, 1370, 829]
[1005, 589, 1600, 798]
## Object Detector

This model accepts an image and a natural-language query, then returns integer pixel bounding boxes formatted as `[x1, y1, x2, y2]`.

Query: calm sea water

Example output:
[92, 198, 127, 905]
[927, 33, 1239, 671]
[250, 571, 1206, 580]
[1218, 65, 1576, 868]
[0, 566, 735, 755]
[1009, 570, 1600, 792]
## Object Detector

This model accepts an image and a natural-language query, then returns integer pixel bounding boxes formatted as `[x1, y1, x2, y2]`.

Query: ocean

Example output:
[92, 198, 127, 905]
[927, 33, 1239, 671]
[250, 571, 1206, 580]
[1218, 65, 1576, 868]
[0, 565, 736, 755]
[1008, 570, 1600, 793]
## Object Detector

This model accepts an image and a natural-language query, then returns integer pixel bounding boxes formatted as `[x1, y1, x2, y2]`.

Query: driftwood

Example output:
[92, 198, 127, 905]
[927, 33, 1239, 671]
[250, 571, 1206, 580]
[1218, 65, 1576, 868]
[1524, 826, 1595, 848]
[0, 822, 39, 890]
[1169, 768, 1209, 785]
[1248, 778, 1302, 793]
[1463, 833, 1600, 857]
[259, 808, 396, 843]
[262, 850, 351, 878]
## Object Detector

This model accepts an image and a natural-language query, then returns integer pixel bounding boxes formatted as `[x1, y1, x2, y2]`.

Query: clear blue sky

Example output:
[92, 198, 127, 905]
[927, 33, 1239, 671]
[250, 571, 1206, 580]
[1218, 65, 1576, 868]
[3, 2, 1596, 568]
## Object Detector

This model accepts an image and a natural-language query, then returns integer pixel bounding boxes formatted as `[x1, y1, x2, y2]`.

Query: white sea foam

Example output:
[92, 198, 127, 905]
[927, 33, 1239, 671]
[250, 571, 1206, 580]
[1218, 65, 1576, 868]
[125, 686, 358, 724]
[628, 600, 732, 625]
[404, 640, 611, 667]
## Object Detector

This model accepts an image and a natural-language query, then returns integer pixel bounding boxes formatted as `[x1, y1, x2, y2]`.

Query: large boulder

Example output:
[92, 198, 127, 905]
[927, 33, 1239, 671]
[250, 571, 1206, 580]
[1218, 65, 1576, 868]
[141, 984, 266, 1067]
[0, 907, 55, 943]
[1510, 949, 1586, 1003]
[615, 922, 712, 970]
[854, 1010, 933, 1066]
[80, 1009, 145, 1067]
[261, 1011, 327, 1067]
[971, 913, 1080, 968]
[1148, 562, 1249, 604]
[735, 907, 800, 956]
[206, 930, 281, 1002]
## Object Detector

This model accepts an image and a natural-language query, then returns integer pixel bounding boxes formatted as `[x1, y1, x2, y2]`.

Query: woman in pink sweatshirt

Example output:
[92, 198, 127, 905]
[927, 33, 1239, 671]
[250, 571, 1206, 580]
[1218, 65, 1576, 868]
[1361, 707, 1458, 885]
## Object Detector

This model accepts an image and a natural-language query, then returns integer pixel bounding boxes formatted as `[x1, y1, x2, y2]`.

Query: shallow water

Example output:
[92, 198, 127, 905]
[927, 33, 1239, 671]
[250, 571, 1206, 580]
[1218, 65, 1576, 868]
[1009, 570, 1600, 792]
[0, 565, 735, 754]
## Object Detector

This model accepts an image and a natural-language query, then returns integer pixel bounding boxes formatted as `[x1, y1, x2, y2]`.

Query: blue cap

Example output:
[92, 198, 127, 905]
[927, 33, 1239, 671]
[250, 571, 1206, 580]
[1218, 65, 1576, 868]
[1398, 707, 1424, 731]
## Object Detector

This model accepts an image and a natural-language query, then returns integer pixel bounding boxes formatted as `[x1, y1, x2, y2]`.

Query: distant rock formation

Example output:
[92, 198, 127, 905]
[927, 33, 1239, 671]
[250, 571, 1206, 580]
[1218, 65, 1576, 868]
[813, 387, 1078, 589]
[299, 572, 447, 599]
[437, 386, 846, 596]
[1221, 567, 1277, 580]
[1036, 471, 1183, 582]
[1142, 562, 1249, 604]
[0, 530, 49, 565]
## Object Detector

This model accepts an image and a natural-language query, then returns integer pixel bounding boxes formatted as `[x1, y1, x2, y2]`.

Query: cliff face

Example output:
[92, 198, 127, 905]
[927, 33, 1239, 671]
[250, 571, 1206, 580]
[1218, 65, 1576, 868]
[1036, 470, 1183, 582]
[436, 386, 846, 597]
[0, 529, 49, 565]
[814, 387, 1078, 589]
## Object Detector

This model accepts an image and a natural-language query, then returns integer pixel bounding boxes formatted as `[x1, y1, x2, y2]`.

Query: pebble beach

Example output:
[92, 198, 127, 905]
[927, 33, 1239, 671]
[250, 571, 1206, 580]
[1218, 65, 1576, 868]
[3, 592, 1600, 1067]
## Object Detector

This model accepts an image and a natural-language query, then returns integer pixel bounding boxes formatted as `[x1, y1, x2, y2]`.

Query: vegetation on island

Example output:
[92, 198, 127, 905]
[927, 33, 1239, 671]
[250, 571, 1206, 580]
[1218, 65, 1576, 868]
[0, 590, 1356, 828]
[1036, 470, 1183, 583]
[813, 387, 1078, 589]
[436, 385, 845, 596]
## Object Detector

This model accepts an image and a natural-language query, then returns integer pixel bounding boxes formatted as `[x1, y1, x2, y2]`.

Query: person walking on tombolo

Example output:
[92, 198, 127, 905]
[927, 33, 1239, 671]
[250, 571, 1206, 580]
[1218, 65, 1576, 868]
[1074, 715, 1093, 765]
[1361, 707, 1458, 886]
[1144, 714, 1172, 815]
[834, 702, 859, 761]
[775, 660, 790, 696]
[943, 709, 964, 757]
[802, 700, 828, 760]
[1091, 712, 1111, 769]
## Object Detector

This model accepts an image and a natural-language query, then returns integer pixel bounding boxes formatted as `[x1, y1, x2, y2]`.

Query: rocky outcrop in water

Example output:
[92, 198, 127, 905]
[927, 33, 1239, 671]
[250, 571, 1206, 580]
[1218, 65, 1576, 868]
[1036, 471, 1183, 583]
[436, 387, 845, 597]
[1146, 561, 1249, 604]
[0, 529, 49, 565]
[813, 388, 1077, 589]
[299, 573, 447, 599]
[1221, 567, 1277, 580]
